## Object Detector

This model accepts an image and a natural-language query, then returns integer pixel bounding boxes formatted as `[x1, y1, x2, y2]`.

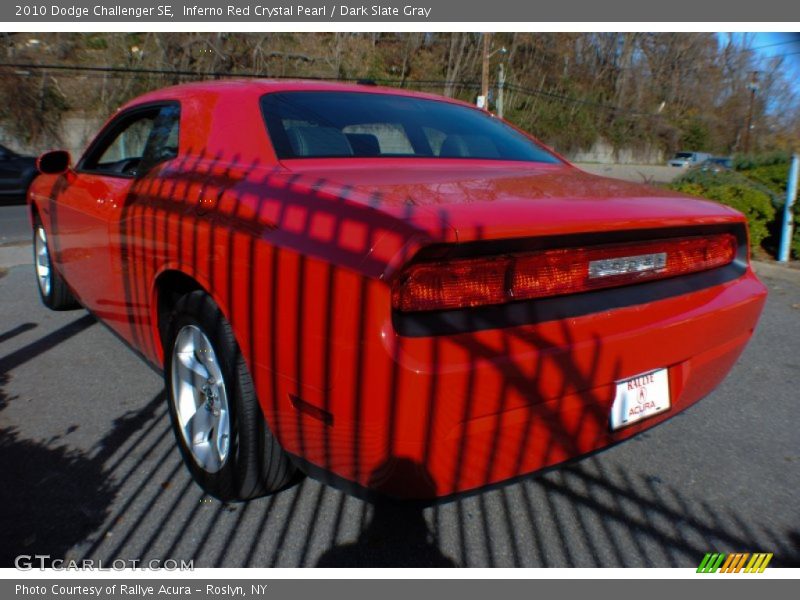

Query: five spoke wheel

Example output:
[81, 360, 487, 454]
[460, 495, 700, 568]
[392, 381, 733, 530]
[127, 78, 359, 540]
[34, 225, 51, 298]
[170, 325, 231, 473]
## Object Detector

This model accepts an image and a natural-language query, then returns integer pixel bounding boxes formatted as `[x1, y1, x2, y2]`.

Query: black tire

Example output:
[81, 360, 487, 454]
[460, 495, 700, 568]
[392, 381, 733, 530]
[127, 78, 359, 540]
[32, 216, 79, 310]
[164, 290, 295, 500]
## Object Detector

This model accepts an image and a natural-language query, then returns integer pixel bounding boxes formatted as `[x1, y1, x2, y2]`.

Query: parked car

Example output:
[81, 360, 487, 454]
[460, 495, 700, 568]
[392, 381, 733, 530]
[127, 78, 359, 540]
[0, 143, 37, 205]
[697, 156, 734, 172]
[668, 151, 712, 168]
[28, 81, 767, 500]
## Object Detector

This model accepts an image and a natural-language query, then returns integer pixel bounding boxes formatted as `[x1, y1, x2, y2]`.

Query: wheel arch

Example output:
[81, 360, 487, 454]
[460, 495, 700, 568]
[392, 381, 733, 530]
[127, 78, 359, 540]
[28, 198, 41, 224]
[151, 269, 213, 363]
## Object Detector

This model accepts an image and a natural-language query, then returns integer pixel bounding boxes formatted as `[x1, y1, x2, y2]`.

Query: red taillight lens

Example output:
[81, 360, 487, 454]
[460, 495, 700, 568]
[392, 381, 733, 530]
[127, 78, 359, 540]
[392, 233, 738, 312]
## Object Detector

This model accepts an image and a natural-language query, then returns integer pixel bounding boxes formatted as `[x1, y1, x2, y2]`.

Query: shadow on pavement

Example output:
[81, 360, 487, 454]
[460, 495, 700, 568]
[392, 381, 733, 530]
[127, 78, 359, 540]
[316, 458, 456, 567]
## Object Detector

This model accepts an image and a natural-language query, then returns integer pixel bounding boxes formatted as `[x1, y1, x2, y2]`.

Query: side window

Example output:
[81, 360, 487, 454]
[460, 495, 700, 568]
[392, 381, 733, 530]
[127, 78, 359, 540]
[140, 105, 180, 173]
[85, 113, 158, 175]
[81, 104, 180, 177]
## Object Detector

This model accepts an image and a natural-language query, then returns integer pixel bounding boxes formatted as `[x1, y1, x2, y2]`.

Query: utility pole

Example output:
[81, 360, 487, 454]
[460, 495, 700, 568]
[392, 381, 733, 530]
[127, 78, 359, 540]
[743, 71, 759, 154]
[497, 62, 505, 118]
[478, 34, 507, 113]
[479, 33, 491, 110]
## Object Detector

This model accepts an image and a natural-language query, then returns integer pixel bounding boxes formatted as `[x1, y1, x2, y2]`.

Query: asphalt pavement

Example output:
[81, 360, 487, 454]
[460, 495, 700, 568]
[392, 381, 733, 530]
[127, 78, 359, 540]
[1, 211, 798, 567]
[0, 205, 31, 246]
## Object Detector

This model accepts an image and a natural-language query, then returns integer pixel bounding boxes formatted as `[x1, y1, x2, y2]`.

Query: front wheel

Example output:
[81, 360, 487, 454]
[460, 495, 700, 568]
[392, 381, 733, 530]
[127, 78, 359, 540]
[164, 291, 296, 500]
[33, 218, 79, 310]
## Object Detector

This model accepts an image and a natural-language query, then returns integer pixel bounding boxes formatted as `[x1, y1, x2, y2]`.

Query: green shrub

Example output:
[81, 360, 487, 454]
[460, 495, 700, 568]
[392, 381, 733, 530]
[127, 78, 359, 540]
[738, 158, 800, 259]
[732, 151, 791, 171]
[670, 180, 776, 251]
[739, 163, 790, 198]
[794, 212, 800, 260]
[778, 206, 800, 260]
[670, 156, 800, 259]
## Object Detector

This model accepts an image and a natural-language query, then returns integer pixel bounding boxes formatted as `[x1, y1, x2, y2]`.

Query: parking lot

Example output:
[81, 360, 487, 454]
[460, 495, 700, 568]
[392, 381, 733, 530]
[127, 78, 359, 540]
[1, 204, 799, 568]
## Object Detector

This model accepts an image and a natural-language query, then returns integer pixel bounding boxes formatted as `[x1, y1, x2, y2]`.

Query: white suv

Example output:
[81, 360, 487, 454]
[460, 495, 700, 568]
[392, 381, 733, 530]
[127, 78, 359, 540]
[668, 151, 711, 167]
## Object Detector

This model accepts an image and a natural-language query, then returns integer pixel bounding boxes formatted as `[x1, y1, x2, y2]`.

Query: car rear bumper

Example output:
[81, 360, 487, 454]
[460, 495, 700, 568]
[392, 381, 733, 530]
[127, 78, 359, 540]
[265, 266, 767, 499]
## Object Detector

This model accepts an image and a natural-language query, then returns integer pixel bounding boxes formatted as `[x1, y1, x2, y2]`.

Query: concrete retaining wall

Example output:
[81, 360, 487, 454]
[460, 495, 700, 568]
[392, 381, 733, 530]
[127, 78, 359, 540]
[1, 115, 104, 159]
[567, 139, 666, 165]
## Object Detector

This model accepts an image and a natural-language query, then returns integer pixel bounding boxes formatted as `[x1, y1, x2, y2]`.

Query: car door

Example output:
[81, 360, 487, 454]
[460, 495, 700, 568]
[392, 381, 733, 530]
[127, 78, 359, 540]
[51, 103, 180, 337]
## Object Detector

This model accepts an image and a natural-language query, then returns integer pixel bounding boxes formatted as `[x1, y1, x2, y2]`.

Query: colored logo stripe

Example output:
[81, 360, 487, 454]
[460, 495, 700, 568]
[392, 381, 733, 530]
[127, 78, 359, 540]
[697, 552, 773, 573]
[745, 553, 773, 573]
[697, 553, 726, 573]
[720, 553, 749, 573]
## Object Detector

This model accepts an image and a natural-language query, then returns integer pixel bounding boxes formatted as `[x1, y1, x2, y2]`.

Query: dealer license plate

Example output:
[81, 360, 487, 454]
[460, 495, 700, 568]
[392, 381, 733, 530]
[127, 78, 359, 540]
[610, 368, 671, 430]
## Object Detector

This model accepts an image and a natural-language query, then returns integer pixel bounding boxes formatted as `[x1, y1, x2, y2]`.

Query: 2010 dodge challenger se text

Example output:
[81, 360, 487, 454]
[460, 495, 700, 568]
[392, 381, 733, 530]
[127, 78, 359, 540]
[27, 81, 767, 500]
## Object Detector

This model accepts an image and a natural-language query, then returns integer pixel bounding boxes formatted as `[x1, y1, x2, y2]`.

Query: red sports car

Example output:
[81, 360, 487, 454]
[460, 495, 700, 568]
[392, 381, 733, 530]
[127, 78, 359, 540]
[28, 80, 767, 500]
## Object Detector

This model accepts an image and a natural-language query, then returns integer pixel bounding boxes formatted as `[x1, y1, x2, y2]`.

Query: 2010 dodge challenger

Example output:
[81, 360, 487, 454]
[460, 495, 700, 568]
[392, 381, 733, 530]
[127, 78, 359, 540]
[28, 81, 767, 500]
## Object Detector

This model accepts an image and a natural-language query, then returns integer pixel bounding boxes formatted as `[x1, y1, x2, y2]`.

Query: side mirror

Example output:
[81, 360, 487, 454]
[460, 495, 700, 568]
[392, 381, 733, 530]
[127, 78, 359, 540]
[37, 150, 71, 175]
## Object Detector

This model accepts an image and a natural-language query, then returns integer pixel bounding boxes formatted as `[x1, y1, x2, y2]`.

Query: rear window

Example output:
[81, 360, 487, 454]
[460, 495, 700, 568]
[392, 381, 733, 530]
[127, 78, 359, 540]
[261, 91, 560, 163]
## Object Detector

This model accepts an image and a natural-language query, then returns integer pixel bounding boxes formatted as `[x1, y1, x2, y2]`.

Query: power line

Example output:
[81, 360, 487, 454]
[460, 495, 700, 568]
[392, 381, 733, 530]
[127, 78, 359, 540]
[0, 61, 657, 118]
[776, 50, 800, 58]
[0, 61, 342, 81]
[0, 60, 772, 123]
[504, 83, 662, 118]
[743, 39, 799, 52]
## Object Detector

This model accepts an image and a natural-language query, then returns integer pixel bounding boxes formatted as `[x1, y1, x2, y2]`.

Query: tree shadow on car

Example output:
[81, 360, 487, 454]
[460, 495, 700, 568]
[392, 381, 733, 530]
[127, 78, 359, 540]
[97, 147, 798, 568]
[10, 146, 796, 569]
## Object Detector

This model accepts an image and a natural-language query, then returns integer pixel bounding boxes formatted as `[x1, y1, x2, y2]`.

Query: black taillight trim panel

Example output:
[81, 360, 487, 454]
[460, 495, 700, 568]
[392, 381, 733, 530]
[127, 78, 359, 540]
[392, 223, 748, 337]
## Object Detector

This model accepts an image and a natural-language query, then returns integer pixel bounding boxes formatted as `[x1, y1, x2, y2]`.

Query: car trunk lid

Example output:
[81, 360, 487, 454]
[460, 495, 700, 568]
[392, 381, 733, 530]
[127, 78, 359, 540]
[278, 159, 744, 245]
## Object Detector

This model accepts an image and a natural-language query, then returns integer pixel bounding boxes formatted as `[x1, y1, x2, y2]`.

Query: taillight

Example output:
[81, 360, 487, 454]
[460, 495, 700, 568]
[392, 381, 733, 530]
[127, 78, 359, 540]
[392, 233, 738, 312]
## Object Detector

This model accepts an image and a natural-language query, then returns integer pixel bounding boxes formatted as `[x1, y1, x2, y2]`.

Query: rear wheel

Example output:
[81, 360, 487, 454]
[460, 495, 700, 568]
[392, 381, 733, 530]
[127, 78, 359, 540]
[33, 218, 78, 310]
[164, 291, 295, 500]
